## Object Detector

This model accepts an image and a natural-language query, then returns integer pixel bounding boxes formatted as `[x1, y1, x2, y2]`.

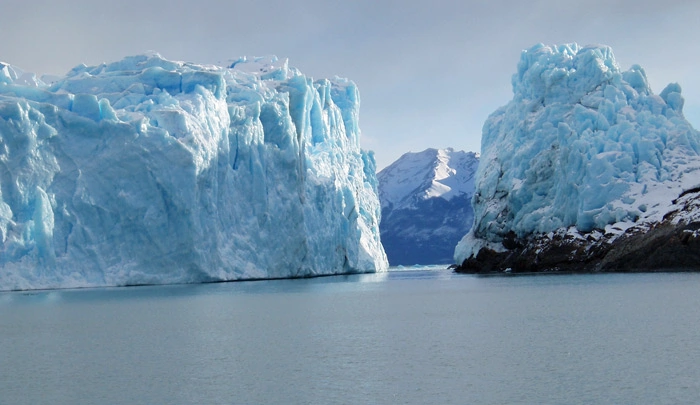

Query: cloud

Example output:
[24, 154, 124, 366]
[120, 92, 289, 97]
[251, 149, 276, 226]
[1, 0, 699, 169]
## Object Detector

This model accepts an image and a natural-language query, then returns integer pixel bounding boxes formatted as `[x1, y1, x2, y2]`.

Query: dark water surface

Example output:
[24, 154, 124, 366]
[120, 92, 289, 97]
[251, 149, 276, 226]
[2, 269, 700, 404]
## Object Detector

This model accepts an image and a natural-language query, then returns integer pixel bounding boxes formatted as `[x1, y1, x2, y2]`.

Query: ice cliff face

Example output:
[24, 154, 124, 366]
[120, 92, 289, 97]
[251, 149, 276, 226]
[0, 54, 387, 291]
[455, 43, 700, 265]
[378, 148, 478, 265]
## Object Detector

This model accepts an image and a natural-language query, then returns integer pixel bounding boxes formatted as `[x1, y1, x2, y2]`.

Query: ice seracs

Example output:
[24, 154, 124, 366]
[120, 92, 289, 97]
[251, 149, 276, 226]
[455, 43, 700, 270]
[0, 53, 387, 291]
[378, 148, 478, 265]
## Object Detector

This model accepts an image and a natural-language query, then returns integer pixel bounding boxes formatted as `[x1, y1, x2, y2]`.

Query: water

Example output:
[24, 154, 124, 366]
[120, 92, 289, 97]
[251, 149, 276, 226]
[2, 269, 700, 404]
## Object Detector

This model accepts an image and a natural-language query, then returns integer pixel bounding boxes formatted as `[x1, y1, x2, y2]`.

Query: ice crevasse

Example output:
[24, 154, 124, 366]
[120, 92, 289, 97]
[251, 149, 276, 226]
[0, 54, 388, 290]
[455, 43, 700, 263]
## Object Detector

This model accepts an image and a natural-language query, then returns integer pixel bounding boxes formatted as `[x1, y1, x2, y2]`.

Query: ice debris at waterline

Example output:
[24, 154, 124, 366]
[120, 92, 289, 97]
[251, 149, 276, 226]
[455, 43, 700, 267]
[0, 54, 388, 291]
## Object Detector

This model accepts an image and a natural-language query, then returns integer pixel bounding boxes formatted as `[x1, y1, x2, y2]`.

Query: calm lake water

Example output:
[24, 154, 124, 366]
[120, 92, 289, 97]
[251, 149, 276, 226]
[2, 269, 700, 404]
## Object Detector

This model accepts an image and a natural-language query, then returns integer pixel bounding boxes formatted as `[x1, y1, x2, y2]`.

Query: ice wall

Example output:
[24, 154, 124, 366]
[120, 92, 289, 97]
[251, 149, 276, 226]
[455, 43, 700, 263]
[0, 54, 387, 290]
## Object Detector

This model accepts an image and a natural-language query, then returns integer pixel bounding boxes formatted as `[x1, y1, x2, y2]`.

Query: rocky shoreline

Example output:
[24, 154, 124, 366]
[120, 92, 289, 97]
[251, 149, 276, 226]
[454, 191, 700, 274]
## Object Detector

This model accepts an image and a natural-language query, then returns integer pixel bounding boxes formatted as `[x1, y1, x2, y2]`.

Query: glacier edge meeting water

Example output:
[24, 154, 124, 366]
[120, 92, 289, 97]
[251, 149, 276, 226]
[455, 43, 700, 264]
[0, 54, 388, 291]
[4, 269, 700, 404]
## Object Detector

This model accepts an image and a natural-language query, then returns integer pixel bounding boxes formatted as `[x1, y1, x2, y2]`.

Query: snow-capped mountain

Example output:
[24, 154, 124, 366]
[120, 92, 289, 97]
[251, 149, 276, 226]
[0, 54, 387, 291]
[454, 43, 700, 273]
[378, 148, 478, 265]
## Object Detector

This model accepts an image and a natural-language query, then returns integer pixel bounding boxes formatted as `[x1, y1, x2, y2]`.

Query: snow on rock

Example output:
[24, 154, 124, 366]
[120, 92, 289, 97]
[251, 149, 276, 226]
[379, 148, 478, 210]
[0, 53, 387, 291]
[455, 43, 700, 266]
[378, 148, 478, 265]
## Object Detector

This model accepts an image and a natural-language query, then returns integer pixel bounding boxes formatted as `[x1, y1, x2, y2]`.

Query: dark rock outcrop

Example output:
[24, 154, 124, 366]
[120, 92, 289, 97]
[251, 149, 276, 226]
[455, 191, 700, 274]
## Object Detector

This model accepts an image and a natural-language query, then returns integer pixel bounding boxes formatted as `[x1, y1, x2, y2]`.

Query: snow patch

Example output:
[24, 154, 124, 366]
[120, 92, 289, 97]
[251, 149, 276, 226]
[378, 148, 479, 210]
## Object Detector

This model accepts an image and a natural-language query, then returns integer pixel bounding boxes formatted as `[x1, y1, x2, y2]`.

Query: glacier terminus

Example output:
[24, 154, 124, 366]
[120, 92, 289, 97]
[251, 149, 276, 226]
[0, 54, 388, 290]
[455, 43, 700, 272]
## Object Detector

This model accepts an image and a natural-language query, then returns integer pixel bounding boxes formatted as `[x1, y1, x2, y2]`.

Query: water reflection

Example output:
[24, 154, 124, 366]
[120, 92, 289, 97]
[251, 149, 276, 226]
[0, 266, 458, 305]
[4, 269, 700, 404]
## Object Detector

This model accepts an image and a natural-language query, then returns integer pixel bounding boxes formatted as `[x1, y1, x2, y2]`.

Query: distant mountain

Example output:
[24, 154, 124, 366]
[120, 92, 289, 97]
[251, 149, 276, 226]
[378, 148, 479, 265]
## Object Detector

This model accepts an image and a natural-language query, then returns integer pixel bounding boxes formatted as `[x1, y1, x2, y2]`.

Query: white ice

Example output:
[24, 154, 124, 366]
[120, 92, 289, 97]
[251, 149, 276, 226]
[0, 53, 387, 290]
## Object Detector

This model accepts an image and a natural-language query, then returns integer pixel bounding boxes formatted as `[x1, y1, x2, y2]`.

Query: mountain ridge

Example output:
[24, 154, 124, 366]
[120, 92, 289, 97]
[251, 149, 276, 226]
[378, 148, 478, 265]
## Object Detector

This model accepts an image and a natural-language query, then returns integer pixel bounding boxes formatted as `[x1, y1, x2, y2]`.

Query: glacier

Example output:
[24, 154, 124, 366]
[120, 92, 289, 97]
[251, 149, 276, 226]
[0, 54, 387, 291]
[455, 43, 700, 265]
[378, 148, 478, 265]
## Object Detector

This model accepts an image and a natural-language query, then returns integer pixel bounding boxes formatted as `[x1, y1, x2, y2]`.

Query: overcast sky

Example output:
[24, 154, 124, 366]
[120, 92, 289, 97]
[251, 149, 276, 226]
[3, 0, 700, 169]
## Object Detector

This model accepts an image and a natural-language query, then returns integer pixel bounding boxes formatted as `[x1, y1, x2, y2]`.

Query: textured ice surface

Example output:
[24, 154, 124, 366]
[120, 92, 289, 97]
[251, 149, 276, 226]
[0, 54, 387, 290]
[455, 43, 700, 263]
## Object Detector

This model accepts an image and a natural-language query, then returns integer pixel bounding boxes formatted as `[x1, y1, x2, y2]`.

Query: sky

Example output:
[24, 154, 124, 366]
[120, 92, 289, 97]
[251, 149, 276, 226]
[2, 0, 700, 169]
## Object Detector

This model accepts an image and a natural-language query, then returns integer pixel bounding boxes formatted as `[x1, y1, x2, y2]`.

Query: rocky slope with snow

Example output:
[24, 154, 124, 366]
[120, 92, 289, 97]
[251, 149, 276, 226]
[454, 43, 700, 273]
[0, 54, 387, 290]
[378, 148, 478, 265]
